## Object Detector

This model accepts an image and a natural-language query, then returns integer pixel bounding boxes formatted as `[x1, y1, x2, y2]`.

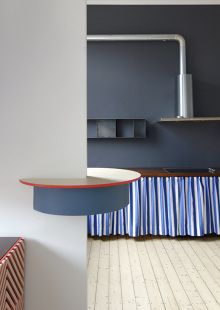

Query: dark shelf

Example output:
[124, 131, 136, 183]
[87, 119, 147, 139]
[116, 119, 134, 138]
[97, 120, 116, 138]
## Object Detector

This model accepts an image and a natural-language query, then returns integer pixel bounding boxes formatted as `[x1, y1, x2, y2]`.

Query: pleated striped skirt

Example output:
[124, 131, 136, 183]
[88, 177, 220, 237]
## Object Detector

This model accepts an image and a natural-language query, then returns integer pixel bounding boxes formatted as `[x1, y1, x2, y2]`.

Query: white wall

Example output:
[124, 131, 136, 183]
[87, 0, 220, 4]
[0, 1, 87, 309]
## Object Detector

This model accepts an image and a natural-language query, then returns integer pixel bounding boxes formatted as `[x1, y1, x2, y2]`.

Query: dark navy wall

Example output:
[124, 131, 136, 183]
[87, 5, 220, 168]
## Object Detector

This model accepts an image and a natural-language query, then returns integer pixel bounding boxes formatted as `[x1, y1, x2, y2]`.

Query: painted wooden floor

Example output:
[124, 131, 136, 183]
[88, 236, 220, 310]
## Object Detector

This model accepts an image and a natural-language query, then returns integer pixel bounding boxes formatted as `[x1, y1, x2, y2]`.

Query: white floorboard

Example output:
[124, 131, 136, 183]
[88, 236, 220, 310]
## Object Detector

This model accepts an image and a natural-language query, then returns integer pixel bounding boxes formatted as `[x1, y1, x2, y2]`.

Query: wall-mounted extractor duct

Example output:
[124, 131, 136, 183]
[87, 34, 193, 119]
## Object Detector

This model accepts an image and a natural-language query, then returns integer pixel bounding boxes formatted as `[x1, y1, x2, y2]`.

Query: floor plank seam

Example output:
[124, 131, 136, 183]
[186, 240, 220, 306]
[135, 238, 152, 310]
[94, 240, 101, 310]
[179, 239, 220, 308]
[126, 238, 138, 310]
[160, 238, 194, 310]
[143, 238, 166, 309]
[170, 239, 208, 309]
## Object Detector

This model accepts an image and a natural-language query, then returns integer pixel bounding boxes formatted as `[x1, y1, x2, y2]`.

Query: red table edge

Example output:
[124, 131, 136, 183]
[19, 176, 141, 189]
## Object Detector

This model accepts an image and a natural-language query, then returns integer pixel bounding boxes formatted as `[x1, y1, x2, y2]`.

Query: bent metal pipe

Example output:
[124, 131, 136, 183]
[87, 34, 193, 118]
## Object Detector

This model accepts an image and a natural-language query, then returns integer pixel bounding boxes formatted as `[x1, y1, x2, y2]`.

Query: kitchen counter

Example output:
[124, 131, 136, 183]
[89, 169, 220, 237]
[127, 168, 220, 177]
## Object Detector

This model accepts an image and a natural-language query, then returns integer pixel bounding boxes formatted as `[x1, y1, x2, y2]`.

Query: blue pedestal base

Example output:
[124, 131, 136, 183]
[33, 184, 129, 215]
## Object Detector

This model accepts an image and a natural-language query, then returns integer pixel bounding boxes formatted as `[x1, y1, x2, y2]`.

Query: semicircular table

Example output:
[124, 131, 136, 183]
[20, 168, 141, 215]
[20, 168, 140, 309]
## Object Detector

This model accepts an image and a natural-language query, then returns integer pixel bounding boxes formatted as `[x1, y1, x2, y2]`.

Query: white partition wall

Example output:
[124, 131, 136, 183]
[0, 1, 87, 309]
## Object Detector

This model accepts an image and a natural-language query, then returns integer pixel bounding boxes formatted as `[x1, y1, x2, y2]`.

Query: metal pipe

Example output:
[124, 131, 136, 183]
[87, 34, 193, 118]
[178, 74, 193, 118]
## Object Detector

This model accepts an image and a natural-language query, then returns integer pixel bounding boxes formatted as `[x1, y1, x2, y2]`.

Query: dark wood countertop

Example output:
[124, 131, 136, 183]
[126, 168, 220, 177]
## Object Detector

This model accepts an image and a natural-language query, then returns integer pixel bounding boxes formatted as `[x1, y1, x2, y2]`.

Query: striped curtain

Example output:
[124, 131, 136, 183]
[88, 177, 220, 237]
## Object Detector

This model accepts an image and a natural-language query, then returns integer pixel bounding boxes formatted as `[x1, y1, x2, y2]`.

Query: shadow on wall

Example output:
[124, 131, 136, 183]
[25, 240, 85, 309]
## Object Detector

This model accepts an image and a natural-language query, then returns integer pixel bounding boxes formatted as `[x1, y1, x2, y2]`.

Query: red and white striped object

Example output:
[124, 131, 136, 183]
[0, 238, 25, 310]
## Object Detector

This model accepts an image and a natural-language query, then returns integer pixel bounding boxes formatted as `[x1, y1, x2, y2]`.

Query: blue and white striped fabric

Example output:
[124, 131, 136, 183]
[88, 177, 220, 237]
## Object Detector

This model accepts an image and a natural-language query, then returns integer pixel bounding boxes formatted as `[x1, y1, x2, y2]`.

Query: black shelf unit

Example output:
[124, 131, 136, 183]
[87, 119, 147, 139]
